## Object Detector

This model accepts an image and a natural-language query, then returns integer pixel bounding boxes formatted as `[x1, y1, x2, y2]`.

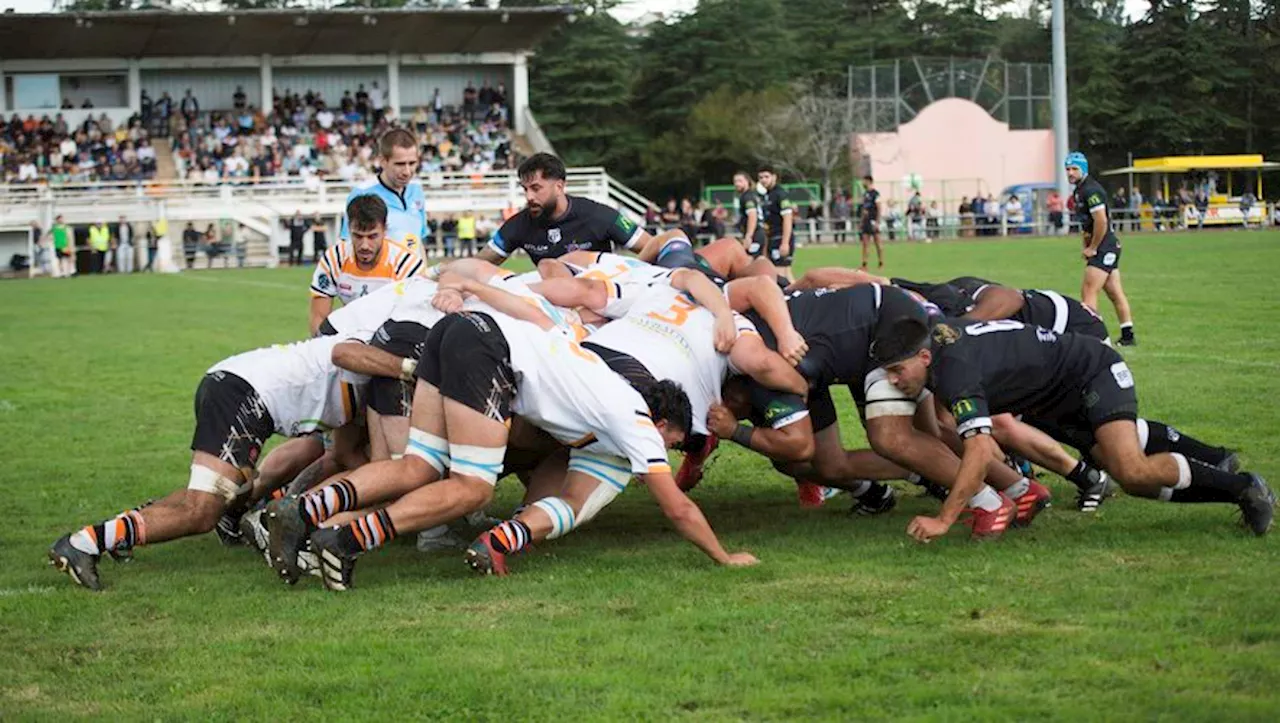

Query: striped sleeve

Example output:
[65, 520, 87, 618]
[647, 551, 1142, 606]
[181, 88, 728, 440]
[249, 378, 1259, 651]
[310, 247, 340, 297]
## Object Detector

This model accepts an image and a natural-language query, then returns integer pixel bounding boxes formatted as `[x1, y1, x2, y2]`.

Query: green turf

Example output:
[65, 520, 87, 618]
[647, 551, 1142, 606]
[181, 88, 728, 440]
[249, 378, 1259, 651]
[2, 231, 1279, 721]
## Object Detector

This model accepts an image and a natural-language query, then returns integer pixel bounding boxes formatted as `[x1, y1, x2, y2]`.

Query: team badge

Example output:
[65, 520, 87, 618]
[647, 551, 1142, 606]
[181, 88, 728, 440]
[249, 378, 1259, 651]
[548, 228, 562, 244]
[931, 323, 960, 346]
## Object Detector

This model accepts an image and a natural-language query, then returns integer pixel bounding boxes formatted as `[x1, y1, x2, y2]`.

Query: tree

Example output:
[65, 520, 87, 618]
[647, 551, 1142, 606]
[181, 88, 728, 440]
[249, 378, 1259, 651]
[753, 82, 872, 221]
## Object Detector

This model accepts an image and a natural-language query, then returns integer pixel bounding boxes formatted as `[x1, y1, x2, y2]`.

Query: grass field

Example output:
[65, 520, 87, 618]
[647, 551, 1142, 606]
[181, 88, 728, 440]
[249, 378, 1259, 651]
[2, 230, 1279, 721]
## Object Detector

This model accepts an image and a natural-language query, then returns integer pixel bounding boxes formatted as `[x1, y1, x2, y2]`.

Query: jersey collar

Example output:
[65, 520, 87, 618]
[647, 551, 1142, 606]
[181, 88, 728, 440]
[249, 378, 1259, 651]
[377, 174, 407, 207]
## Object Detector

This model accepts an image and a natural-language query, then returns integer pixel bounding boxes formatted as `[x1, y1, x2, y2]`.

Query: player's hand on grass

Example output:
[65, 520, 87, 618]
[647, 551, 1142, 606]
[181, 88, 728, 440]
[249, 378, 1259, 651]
[706, 403, 738, 439]
[907, 515, 951, 543]
[723, 552, 760, 567]
[713, 313, 736, 354]
[778, 330, 808, 366]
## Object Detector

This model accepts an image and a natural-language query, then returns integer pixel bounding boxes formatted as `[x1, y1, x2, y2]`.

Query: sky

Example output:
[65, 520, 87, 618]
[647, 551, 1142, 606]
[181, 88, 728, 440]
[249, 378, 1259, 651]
[2, 0, 1153, 22]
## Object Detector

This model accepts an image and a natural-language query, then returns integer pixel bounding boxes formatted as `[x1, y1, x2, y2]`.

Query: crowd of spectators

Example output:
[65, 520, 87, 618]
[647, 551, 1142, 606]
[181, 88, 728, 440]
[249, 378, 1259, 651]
[0, 112, 158, 184]
[165, 82, 514, 184]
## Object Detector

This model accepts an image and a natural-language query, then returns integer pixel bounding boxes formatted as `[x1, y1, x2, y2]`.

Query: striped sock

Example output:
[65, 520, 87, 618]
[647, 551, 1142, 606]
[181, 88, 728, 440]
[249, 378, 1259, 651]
[341, 509, 397, 553]
[488, 519, 532, 555]
[301, 479, 358, 528]
[69, 510, 146, 556]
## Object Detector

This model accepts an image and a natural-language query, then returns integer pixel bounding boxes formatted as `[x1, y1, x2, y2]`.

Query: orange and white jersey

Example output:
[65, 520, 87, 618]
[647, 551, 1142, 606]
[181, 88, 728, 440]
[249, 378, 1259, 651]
[209, 335, 365, 438]
[310, 239, 424, 305]
[585, 285, 757, 436]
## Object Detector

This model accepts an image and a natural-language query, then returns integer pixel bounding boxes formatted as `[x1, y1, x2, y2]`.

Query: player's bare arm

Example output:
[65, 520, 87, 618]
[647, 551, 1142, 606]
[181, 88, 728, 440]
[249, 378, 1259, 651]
[437, 272, 556, 331]
[784, 266, 888, 292]
[724, 276, 808, 365]
[642, 470, 758, 566]
[669, 268, 737, 352]
[707, 402, 816, 463]
[728, 334, 808, 397]
[332, 341, 417, 381]
[1083, 206, 1108, 258]
[309, 296, 335, 337]
[963, 284, 1025, 321]
[909, 431, 1000, 543]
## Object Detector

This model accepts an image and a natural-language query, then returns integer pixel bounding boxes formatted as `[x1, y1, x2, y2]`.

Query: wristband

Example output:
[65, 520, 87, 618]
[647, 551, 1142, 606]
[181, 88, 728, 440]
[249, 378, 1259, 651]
[400, 357, 418, 381]
[731, 423, 753, 448]
[425, 263, 443, 281]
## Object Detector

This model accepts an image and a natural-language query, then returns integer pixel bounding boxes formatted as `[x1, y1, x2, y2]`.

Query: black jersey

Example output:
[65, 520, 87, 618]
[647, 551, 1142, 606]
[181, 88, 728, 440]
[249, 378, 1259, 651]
[927, 320, 1121, 439]
[747, 284, 924, 390]
[892, 277, 975, 318]
[1071, 176, 1118, 240]
[760, 186, 795, 239]
[487, 195, 644, 264]
[736, 189, 766, 244]
[860, 188, 881, 220]
[947, 277, 1108, 341]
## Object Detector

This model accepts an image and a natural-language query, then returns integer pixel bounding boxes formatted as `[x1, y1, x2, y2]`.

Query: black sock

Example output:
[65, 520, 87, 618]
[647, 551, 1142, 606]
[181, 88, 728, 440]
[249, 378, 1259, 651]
[1065, 460, 1101, 491]
[1143, 420, 1229, 466]
[1120, 324, 1135, 338]
[1187, 458, 1251, 498]
[1169, 486, 1239, 504]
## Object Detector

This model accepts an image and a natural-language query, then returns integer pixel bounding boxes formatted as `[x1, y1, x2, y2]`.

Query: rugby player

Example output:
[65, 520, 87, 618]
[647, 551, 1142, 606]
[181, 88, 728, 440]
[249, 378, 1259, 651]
[876, 317, 1274, 542]
[734, 170, 767, 257]
[48, 334, 372, 590]
[340, 127, 428, 258]
[1066, 152, 1136, 346]
[312, 195, 424, 336]
[757, 166, 796, 280]
[858, 176, 884, 270]
[474, 153, 653, 267]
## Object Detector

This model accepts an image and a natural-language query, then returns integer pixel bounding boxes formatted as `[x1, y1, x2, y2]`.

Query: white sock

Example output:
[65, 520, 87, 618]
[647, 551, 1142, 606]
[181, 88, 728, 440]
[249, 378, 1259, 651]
[1120, 322, 1134, 330]
[1005, 477, 1031, 499]
[968, 486, 1004, 512]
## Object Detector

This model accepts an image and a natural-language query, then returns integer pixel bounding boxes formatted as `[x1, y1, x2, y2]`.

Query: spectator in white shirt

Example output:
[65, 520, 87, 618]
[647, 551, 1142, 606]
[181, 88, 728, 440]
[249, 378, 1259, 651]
[18, 157, 38, 182]
[316, 106, 335, 130]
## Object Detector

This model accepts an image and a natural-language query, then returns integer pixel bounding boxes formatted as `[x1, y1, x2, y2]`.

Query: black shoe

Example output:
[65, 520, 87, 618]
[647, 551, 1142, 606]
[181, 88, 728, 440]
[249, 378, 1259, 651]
[1238, 473, 1275, 536]
[1075, 469, 1115, 513]
[214, 513, 244, 547]
[239, 508, 271, 567]
[265, 497, 309, 585]
[1118, 334, 1137, 347]
[1217, 450, 1241, 474]
[851, 483, 897, 516]
[310, 527, 358, 592]
[917, 480, 949, 502]
[48, 535, 103, 591]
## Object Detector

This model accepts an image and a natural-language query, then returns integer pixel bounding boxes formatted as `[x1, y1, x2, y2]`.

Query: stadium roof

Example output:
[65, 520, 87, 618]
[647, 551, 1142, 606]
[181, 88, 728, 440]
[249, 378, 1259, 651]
[0, 7, 574, 60]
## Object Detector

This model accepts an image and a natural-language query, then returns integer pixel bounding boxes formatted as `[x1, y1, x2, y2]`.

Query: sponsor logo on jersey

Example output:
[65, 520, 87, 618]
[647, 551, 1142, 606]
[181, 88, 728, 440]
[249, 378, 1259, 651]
[951, 398, 976, 420]
[318, 275, 331, 290]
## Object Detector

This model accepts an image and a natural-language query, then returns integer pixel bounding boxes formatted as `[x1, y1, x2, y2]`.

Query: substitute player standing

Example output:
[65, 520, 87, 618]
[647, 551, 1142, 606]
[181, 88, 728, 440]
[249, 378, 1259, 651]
[340, 128, 428, 259]
[1066, 152, 1136, 346]
[733, 170, 766, 257]
[858, 175, 884, 270]
[757, 165, 795, 280]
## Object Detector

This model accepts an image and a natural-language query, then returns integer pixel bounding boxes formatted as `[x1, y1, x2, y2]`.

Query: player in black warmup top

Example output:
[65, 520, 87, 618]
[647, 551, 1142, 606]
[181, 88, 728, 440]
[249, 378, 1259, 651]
[875, 316, 1274, 542]
[858, 175, 884, 270]
[475, 153, 652, 266]
[1066, 152, 1136, 346]
[734, 170, 767, 257]
[757, 166, 795, 280]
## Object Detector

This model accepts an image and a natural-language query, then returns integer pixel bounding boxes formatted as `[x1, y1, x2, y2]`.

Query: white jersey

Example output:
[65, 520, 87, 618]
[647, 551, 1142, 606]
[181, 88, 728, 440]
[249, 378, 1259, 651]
[209, 336, 365, 437]
[585, 285, 756, 436]
[573, 252, 674, 287]
[506, 325, 672, 476]
[323, 277, 441, 338]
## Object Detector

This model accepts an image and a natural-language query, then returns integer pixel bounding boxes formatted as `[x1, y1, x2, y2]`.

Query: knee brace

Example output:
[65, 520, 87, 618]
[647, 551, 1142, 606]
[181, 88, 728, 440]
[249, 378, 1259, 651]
[450, 443, 505, 486]
[532, 497, 578, 540]
[405, 428, 450, 475]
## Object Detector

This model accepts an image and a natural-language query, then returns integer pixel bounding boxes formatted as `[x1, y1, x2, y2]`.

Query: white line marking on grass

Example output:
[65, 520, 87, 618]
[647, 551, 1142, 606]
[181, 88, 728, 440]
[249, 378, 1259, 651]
[174, 274, 299, 292]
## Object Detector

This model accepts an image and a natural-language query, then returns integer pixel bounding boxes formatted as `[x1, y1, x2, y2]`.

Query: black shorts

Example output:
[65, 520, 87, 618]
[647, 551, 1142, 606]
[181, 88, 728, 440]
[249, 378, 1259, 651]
[56, 248, 71, 258]
[860, 217, 878, 236]
[581, 342, 655, 389]
[368, 319, 431, 416]
[417, 312, 516, 423]
[1026, 353, 1138, 452]
[1022, 290, 1110, 342]
[191, 371, 275, 471]
[744, 230, 767, 258]
[1086, 234, 1122, 273]
[767, 235, 793, 267]
[317, 318, 339, 336]
[654, 238, 727, 285]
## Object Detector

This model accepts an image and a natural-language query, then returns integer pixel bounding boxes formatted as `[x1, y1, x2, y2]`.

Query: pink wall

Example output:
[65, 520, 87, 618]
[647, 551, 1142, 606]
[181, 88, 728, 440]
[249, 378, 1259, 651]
[854, 97, 1054, 203]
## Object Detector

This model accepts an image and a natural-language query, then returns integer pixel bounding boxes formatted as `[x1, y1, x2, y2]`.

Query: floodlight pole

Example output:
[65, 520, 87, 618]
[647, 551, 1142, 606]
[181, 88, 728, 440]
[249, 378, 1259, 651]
[1051, 0, 1070, 212]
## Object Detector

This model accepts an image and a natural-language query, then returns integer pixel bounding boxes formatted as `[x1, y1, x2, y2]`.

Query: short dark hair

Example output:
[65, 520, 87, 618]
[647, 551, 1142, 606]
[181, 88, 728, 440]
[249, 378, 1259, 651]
[517, 152, 566, 183]
[869, 315, 931, 367]
[863, 175, 874, 183]
[347, 194, 388, 233]
[758, 164, 776, 175]
[378, 127, 418, 159]
[639, 379, 693, 437]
